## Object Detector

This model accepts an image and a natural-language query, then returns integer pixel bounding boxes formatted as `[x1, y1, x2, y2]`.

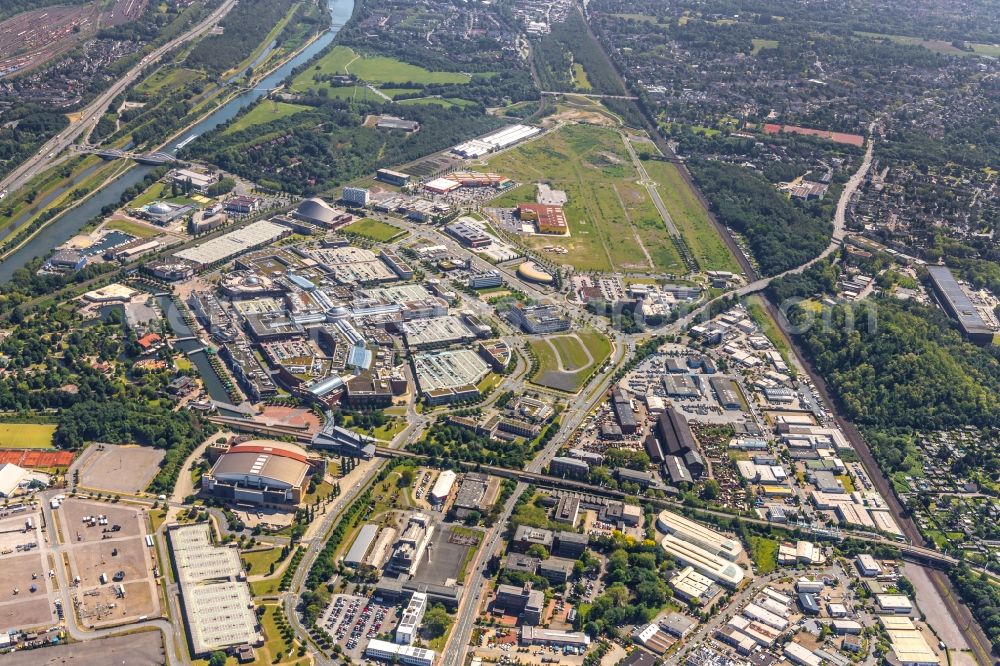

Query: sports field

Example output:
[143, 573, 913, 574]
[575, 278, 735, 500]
[341, 218, 405, 242]
[487, 123, 685, 273]
[529, 328, 612, 393]
[0, 424, 56, 448]
[224, 101, 309, 135]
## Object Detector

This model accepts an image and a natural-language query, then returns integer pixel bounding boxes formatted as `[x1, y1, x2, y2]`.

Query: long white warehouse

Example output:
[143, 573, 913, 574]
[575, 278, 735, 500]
[660, 534, 746, 587]
[656, 510, 744, 561]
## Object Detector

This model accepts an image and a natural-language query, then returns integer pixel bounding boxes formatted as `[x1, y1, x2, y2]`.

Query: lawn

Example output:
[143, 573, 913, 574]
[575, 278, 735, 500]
[291, 45, 470, 95]
[259, 604, 309, 665]
[529, 328, 611, 393]
[251, 576, 283, 597]
[856, 32, 1000, 57]
[128, 181, 169, 208]
[224, 101, 309, 135]
[572, 63, 592, 90]
[751, 38, 779, 55]
[749, 536, 778, 574]
[370, 418, 407, 442]
[341, 217, 405, 242]
[0, 423, 56, 448]
[487, 123, 682, 273]
[641, 159, 741, 273]
[453, 527, 483, 583]
[104, 218, 160, 239]
[241, 546, 285, 577]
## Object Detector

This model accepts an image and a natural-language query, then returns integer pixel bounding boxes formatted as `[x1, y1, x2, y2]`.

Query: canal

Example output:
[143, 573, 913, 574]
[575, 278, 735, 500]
[0, 0, 355, 283]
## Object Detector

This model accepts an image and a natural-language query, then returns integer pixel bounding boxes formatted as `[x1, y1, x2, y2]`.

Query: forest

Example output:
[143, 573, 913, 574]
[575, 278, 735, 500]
[185, 99, 500, 194]
[951, 566, 1000, 654]
[532, 7, 625, 95]
[792, 298, 1000, 474]
[184, 0, 299, 74]
[0, 110, 68, 182]
[689, 160, 831, 275]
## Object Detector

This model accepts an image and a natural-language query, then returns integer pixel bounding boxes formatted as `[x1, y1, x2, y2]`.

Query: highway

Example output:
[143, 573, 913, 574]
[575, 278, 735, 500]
[0, 0, 238, 198]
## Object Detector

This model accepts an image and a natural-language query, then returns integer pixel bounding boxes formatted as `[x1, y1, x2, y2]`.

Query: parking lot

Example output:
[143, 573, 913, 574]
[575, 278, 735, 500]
[321, 593, 398, 661]
[77, 444, 165, 494]
[0, 511, 56, 632]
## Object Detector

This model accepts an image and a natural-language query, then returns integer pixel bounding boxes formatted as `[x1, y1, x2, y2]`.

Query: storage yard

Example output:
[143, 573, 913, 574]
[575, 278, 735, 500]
[75, 445, 165, 494]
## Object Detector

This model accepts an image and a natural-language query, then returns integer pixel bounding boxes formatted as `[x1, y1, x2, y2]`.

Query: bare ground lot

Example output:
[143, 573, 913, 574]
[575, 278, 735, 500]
[0, 551, 54, 631]
[78, 578, 157, 628]
[77, 445, 164, 494]
[0, 596, 54, 632]
[903, 562, 970, 650]
[1, 631, 164, 666]
[58, 499, 145, 544]
[70, 537, 149, 588]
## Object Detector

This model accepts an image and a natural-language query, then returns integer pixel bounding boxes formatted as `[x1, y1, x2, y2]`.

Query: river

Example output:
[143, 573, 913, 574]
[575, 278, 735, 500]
[0, 0, 355, 283]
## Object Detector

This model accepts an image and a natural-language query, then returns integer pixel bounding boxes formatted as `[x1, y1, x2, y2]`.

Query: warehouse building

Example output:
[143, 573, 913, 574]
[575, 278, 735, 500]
[656, 510, 743, 561]
[168, 524, 261, 657]
[927, 265, 996, 346]
[670, 566, 720, 605]
[876, 594, 915, 615]
[445, 219, 493, 247]
[452, 124, 541, 158]
[709, 376, 744, 410]
[175, 220, 290, 269]
[201, 440, 325, 507]
[517, 203, 568, 234]
[520, 626, 590, 648]
[880, 617, 940, 666]
[659, 535, 745, 587]
[345, 524, 380, 567]
[376, 168, 411, 186]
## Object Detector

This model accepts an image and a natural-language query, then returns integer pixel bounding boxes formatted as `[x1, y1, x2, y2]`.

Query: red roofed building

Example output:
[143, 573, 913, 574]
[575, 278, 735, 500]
[137, 333, 162, 351]
[517, 203, 568, 235]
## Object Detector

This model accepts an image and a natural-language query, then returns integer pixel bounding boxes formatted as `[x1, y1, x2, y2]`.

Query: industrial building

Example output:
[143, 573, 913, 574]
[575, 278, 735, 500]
[387, 513, 434, 576]
[670, 566, 720, 604]
[709, 376, 744, 410]
[659, 534, 745, 587]
[520, 627, 591, 648]
[656, 510, 743, 561]
[421, 471, 454, 506]
[345, 524, 380, 567]
[879, 617, 940, 666]
[376, 115, 420, 132]
[376, 168, 412, 186]
[444, 219, 493, 247]
[168, 524, 261, 657]
[855, 553, 882, 577]
[926, 265, 996, 345]
[451, 124, 541, 158]
[201, 440, 325, 507]
[876, 594, 915, 614]
[452, 472, 489, 518]
[395, 592, 427, 645]
[507, 302, 571, 334]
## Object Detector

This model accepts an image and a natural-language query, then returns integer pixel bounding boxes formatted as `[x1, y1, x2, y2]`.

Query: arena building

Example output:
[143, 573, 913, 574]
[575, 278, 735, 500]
[201, 440, 325, 507]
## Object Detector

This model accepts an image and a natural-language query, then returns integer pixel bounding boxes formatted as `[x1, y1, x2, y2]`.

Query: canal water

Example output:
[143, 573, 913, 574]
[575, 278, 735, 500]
[0, 0, 355, 283]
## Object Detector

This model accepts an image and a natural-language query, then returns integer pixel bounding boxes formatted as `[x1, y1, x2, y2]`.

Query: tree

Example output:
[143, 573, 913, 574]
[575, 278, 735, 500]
[209, 651, 227, 666]
[700, 479, 721, 501]
[399, 467, 415, 487]
[526, 544, 550, 560]
[423, 604, 452, 638]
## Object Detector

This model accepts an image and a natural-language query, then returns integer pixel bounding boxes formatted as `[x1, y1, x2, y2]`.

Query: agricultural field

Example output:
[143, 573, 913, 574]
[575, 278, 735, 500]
[224, 101, 309, 135]
[529, 328, 612, 393]
[0, 423, 56, 448]
[641, 158, 741, 273]
[486, 123, 684, 273]
[751, 38, 779, 55]
[341, 218, 405, 242]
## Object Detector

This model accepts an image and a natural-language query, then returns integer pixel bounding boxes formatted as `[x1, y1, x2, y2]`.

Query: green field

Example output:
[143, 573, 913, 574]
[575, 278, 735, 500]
[104, 219, 160, 239]
[749, 536, 778, 574]
[291, 45, 470, 96]
[751, 39, 779, 55]
[224, 101, 309, 135]
[641, 159, 741, 273]
[396, 97, 478, 109]
[572, 63, 592, 90]
[856, 32, 1000, 57]
[0, 424, 56, 448]
[530, 328, 612, 392]
[240, 547, 284, 576]
[341, 217, 405, 241]
[128, 182, 170, 208]
[486, 123, 684, 273]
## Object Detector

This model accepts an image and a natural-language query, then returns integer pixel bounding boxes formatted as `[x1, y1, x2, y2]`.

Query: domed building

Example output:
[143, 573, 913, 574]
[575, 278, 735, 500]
[516, 260, 555, 285]
[149, 201, 172, 215]
[201, 440, 325, 508]
[292, 197, 339, 226]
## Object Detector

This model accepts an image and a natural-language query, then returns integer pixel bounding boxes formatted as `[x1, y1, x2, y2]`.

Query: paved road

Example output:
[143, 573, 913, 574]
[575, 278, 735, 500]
[621, 131, 680, 236]
[0, 0, 237, 197]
